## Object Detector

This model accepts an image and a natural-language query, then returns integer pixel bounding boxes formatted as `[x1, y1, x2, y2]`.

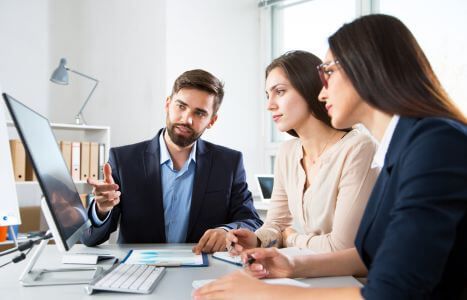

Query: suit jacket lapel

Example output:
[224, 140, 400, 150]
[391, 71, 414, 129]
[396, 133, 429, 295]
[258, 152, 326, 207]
[186, 139, 212, 240]
[357, 117, 418, 248]
[144, 129, 167, 242]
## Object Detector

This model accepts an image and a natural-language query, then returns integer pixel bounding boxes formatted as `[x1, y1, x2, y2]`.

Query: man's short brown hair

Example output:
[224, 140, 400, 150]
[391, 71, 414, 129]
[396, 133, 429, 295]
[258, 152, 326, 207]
[171, 69, 224, 114]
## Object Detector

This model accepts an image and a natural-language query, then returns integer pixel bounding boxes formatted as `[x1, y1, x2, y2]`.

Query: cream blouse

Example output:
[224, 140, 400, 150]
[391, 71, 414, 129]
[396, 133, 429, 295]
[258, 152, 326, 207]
[255, 129, 379, 253]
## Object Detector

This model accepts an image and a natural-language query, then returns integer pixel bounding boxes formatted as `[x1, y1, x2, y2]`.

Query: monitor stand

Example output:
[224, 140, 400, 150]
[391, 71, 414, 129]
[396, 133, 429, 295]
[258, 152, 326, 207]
[19, 232, 104, 286]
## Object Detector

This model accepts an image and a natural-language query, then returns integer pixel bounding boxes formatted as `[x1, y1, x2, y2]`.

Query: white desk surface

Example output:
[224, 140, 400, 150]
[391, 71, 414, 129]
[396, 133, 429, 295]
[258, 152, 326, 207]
[0, 244, 361, 299]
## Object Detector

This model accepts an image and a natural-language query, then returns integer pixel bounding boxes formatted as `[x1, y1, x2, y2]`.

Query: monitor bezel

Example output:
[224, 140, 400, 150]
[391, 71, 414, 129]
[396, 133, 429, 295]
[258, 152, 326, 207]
[3, 93, 91, 252]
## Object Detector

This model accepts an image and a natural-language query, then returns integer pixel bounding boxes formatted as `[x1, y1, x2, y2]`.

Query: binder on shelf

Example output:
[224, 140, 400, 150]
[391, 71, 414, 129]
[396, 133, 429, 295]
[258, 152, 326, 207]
[25, 154, 37, 181]
[98, 143, 105, 180]
[71, 142, 81, 181]
[9, 139, 26, 181]
[60, 141, 72, 174]
[89, 142, 99, 180]
[80, 141, 90, 181]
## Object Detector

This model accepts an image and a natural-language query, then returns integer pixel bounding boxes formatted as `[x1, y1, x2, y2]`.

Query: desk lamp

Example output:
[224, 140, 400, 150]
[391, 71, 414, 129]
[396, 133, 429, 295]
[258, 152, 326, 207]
[50, 58, 99, 125]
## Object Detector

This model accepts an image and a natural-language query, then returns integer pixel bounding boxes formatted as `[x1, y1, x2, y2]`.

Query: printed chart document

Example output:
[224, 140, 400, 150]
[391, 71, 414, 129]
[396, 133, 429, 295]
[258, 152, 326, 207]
[122, 249, 208, 267]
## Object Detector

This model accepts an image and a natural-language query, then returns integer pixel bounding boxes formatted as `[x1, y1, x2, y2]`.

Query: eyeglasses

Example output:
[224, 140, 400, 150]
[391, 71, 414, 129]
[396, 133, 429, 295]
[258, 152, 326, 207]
[317, 60, 340, 89]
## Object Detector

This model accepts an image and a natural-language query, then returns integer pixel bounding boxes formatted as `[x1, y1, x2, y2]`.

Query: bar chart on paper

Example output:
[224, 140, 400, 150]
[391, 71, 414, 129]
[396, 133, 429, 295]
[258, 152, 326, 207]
[122, 249, 208, 267]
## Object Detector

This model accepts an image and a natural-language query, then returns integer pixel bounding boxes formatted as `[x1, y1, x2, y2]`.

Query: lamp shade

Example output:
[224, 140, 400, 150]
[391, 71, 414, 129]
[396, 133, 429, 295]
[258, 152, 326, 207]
[50, 58, 69, 85]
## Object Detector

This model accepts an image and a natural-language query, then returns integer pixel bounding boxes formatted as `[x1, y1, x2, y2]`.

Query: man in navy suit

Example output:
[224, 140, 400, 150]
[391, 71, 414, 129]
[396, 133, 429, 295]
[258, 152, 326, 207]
[82, 69, 262, 253]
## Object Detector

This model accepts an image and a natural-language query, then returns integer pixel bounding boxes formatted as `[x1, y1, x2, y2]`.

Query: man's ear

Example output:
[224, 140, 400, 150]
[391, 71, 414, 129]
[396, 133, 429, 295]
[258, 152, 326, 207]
[207, 114, 218, 129]
[164, 96, 171, 112]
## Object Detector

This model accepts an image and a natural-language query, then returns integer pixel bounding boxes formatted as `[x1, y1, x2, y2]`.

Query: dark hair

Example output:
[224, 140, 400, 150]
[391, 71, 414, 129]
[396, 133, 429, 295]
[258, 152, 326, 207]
[171, 69, 225, 114]
[328, 14, 466, 124]
[266, 50, 344, 137]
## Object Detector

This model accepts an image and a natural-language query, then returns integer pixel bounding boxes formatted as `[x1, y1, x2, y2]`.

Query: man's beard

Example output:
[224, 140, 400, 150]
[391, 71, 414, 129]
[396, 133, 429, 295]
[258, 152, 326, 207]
[166, 122, 204, 147]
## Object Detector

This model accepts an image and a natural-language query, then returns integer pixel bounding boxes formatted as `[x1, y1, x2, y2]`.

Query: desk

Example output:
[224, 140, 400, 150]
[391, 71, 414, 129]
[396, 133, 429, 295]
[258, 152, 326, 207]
[0, 244, 361, 299]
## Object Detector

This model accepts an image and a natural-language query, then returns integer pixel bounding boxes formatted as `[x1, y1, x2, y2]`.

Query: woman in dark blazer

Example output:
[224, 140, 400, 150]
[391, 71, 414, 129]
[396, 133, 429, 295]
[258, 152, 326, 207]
[193, 14, 467, 300]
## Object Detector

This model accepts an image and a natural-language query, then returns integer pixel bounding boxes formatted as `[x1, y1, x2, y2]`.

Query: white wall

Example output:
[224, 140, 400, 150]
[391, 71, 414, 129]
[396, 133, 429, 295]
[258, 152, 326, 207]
[48, 0, 167, 146]
[0, 0, 49, 116]
[1, 0, 264, 193]
[165, 0, 262, 186]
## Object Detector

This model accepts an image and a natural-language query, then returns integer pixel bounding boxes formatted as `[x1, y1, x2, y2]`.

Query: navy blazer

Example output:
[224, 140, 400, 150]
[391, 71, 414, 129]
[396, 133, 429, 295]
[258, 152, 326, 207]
[355, 117, 467, 299]
[82, 129, 263, 245]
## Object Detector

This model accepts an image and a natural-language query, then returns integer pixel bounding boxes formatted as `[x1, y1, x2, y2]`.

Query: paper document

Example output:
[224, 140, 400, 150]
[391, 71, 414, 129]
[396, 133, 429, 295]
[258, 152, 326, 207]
[192, 277, 309, 289]
[212, 252, 242, 266]
[213, 247, 316, 266]
[62, 253, 115, 265]
[122, 249, 208, 267]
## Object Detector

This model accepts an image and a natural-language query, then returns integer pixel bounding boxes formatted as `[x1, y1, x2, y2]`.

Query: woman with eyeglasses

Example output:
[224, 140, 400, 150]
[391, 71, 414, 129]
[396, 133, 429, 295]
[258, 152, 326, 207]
[226, 50, 378, 254]
[194, 14, 467, 300]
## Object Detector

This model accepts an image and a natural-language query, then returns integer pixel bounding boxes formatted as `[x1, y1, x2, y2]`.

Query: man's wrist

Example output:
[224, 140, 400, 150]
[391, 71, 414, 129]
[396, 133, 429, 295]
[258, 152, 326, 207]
[96, 206, 109, 221]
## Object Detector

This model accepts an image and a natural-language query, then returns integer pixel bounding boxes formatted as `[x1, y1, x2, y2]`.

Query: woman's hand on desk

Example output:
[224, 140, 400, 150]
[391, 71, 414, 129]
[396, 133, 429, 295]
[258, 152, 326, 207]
[226, 229, 259, 256]
[241, 248, 295, 279]
[193, 270, 269, 300]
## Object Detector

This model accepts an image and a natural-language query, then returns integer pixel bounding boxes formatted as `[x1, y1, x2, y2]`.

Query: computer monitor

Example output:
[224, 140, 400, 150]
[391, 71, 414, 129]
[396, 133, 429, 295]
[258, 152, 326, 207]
[3, 93, 98, 286]
[255, 174, 274, 202]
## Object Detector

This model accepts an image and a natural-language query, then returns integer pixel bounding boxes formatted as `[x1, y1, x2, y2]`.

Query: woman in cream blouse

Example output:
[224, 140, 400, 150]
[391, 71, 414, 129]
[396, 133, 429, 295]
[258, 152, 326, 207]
[227, 50, 379, 253]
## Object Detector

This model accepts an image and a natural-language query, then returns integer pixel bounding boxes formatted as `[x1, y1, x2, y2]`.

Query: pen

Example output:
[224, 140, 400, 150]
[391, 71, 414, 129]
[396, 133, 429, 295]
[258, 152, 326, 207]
[151, 261, 182, 267]
[242, 239, 276, 267]
[246, 255, 256, 265]
[227, 224, 241, 253]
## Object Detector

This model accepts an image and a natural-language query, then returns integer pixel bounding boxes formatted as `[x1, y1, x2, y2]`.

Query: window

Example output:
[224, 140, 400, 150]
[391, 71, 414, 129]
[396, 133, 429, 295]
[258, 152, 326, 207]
[379, 0, 467, 115]
[261, 0, 467, 174]
[262, 0, 360, 173]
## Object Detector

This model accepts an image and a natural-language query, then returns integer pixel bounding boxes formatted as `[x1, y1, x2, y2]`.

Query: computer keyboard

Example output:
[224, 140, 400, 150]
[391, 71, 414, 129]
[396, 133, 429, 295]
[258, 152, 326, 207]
[85, 263, 166, 294]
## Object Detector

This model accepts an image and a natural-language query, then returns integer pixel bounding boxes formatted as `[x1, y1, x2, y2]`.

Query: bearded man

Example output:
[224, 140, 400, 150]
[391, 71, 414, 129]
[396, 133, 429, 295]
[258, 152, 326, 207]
[82, 69, 262, 253]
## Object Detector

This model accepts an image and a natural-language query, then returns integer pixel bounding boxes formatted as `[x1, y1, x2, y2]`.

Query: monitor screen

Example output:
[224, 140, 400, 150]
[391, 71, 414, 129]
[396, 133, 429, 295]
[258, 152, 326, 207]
[255, 174, 274, 201]
[3, 93, 90, 251]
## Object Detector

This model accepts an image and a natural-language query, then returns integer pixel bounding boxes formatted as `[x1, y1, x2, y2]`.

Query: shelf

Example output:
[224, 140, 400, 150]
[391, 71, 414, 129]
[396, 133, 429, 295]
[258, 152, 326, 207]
[6, 120, 109, 131]
[6, 120, 110, 207]
[15, 180, 89, 185]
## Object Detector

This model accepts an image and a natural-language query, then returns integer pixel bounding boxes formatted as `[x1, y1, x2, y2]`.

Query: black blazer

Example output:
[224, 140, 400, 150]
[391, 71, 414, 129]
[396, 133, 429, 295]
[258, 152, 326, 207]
[355, 117, 467, 299]
[82, 129, 263, 245]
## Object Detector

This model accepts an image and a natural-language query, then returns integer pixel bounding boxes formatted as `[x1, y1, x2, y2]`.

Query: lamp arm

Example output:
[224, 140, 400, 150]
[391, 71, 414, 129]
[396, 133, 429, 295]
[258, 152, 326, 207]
[68, 68, 99, 117]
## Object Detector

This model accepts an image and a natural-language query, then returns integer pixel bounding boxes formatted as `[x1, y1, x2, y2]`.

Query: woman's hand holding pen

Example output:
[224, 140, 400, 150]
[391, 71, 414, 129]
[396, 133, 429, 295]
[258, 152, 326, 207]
[241, 248, 295, 279]
[226, 229, 259, 256]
